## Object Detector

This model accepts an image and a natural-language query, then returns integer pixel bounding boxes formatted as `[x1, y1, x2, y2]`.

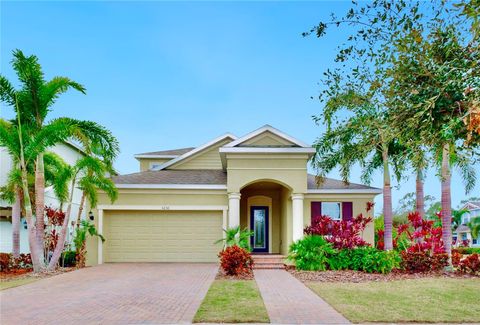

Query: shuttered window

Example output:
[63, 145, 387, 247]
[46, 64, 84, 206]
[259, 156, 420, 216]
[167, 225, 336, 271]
[311, 201, 353, 221]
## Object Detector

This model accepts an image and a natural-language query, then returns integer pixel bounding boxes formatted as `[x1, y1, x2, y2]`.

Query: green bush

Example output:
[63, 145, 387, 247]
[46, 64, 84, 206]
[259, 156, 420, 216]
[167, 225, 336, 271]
[329, 247, 400, 274]
[288, 235, 335, 271]
[61, 251, 77, 267]
[456, 247, 480, 255]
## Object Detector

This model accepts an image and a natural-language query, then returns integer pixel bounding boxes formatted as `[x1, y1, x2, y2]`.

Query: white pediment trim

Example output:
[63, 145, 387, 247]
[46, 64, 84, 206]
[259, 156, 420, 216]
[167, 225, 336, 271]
[223, 125, 311, 148]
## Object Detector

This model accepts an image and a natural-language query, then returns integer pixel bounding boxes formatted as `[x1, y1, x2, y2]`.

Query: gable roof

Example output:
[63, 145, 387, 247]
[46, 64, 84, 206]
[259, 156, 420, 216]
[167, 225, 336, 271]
[307, 174, 382, 194]
[224, 125, 310, 148]
[461, 201, 480, 211]
[134, 147, 195, 159]
[153, 133, 237, 171]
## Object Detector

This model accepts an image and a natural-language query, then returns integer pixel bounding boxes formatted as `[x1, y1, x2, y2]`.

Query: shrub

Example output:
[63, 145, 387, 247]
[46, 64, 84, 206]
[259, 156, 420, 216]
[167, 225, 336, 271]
[331, 247, 400, 274]
[216, 226, 253, 251]
[400, 251, 448, 272]
[452, 249, 462, 267]
[456, 247, 480, 255]
[305, 214, 372, 249]
[458, 253, 480, 275]
[288, 235, 335, 271]
[0, 253, 10, 271]
[61, 251, 77, 267]
[219, 245, 254, 276]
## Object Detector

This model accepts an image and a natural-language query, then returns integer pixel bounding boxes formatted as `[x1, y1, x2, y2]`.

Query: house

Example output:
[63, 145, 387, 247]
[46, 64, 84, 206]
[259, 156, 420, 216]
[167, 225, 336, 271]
[455, 201, 480, 247]
[86, 125, 381, 265]
[0, 142, 86, 253]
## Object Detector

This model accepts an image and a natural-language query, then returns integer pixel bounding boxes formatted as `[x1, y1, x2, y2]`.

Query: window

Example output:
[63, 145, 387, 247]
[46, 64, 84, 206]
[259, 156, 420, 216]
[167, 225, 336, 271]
[321, 202, 341, 221]
[149, 163, 163, 170]
[461, 233, 468, 240]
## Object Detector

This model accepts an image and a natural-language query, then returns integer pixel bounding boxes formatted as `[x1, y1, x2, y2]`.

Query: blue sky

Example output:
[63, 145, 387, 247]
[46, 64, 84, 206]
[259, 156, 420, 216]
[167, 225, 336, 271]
[1, 1, 478, 213]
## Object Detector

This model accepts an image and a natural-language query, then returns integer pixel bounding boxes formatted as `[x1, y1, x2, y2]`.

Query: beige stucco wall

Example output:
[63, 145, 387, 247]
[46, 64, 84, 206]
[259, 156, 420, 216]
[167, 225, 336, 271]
[138, 158, 173, 171]
[303, 194, 376, 245]
[85, 189, 228, 266]
[226, 153, 309, 193]
[280, 187, 292, 255]
[240, 131, 296, 146]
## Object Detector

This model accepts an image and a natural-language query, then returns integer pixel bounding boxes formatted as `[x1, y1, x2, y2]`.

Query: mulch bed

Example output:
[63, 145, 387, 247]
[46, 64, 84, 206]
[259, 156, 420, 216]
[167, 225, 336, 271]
[215, 268, 254, 280]
[288, 268, 478, 283]
[0, 267, 75, 282]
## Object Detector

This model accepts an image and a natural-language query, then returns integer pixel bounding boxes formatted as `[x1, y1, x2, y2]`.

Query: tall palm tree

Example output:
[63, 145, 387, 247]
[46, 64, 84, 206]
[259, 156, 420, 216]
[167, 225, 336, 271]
[1, 50, 119, 272]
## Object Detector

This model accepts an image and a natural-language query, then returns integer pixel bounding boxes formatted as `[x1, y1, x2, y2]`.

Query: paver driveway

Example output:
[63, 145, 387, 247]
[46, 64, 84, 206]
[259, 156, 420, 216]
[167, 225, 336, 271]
[0, 263, 217, 325]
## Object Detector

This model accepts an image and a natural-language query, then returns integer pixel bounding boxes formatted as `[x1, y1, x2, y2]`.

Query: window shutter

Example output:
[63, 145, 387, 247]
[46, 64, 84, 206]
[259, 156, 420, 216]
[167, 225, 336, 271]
[311, 202, 322, 222]
[342, 202, 353, 221]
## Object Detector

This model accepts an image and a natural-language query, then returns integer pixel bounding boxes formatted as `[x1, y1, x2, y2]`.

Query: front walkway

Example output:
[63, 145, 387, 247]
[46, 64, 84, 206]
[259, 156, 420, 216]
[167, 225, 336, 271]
[0, 263, 217, 325]
[254, 269, 351, 324]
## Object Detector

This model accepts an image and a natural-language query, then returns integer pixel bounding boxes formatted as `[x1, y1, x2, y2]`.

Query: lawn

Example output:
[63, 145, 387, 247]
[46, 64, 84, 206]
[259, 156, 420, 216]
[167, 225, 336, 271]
[0, 277, 39, 290]
[194, 279, 269, 323]
[308, 278, 480, 323]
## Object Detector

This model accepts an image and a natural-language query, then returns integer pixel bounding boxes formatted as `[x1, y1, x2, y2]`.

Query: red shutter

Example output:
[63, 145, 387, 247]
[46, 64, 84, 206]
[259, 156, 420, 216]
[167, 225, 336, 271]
[342, 202, 353, 221]
[311, 202, 322, 222]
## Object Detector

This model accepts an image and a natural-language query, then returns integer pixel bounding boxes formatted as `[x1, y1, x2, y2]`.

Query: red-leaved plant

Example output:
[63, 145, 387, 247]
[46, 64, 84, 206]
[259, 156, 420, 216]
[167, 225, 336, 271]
[45, 206, 66, 226]
[458, 253, 480, 275]
[218, 245, 254, 276]
[304, 214, 372, 249]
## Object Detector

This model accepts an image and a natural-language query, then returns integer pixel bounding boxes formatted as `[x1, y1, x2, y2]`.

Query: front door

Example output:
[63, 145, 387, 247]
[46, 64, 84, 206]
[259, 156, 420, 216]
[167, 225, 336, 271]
[250, 206, 269, 253]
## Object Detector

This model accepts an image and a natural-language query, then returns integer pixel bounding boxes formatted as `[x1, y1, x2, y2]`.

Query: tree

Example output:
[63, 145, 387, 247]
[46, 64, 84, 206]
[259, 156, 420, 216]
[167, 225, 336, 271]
[48, 155, 117, 270]
[73, 220, 104, 268]
[306, 0, 479, 261]
[0, 50, 119, 272]
[312, 89, 406, 250]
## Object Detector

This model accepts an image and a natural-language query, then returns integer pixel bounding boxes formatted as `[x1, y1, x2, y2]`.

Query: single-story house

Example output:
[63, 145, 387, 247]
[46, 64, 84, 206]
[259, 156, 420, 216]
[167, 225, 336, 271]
[86, 125, 381, 265]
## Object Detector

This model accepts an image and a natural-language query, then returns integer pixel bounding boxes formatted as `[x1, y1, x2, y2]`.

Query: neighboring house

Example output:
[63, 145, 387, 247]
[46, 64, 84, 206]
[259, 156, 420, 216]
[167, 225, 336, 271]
[0, 142, 86, 253]
[86, 125, 381, 265]
[455, 201, 480, 247]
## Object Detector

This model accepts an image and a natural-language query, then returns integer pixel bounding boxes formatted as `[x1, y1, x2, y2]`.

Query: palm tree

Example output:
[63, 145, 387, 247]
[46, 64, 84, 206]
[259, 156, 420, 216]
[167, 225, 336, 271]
[48, 156, 117, 270]
[1, 50, 119, 272]
[468, 217, 480, 239]
[73, 220, 104, 268]
[216, 226, 253, 251]
[313, 89, 406, 251]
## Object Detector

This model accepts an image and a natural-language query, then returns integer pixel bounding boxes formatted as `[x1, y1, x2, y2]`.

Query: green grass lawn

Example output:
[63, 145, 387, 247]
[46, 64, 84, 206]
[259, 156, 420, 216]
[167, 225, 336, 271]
[0, 277, 39, 290]
[308, 278, 480, 323]
[194, 279, 269, 323]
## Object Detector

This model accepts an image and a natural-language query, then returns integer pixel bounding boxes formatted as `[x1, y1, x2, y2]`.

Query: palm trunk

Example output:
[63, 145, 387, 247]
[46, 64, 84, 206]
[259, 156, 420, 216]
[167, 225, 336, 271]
[35, 154, 46, 261]
[15, 102, 44, 272]
[11, 188, 21, 258]
[48, 177, 75, 271]
[382, 147, 393, 251]
[76, 191, 86, 228]
[415, 168, 425, 218]
[441, 143, 452, 264]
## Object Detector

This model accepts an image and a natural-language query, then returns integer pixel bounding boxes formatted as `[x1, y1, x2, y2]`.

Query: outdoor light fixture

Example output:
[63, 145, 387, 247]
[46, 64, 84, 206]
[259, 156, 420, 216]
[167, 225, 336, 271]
[89, 211, 94, 221]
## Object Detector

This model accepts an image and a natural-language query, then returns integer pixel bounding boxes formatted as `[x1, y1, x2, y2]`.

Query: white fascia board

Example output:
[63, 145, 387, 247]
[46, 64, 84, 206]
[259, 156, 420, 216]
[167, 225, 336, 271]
[97, 204, 228, 211]
[306, 189, 383, 194]
[224, 125, 311, 148]
[115, 184, 227, 190]
[134, 154, 179, 159]
[153, 133, 237, 171]
[219, 147, 316, 154]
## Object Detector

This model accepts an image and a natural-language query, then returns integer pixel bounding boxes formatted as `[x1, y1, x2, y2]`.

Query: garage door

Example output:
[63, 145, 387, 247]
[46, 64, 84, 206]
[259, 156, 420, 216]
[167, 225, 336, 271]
[103, 210, 223, 262]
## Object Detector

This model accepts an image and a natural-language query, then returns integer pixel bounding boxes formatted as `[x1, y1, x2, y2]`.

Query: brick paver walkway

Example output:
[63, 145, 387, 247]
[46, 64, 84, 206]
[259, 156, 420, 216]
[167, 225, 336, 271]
[254, 269, 351, 324]
[0, 263, 217, 325]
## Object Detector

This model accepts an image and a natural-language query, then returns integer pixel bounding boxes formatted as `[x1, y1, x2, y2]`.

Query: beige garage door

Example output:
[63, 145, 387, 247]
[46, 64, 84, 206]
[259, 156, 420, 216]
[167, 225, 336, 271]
[103, 210, 223, 262]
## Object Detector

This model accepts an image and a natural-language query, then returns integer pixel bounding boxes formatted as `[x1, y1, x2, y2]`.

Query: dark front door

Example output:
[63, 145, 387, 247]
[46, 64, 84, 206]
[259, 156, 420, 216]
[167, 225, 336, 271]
[250, 206, 269, 253]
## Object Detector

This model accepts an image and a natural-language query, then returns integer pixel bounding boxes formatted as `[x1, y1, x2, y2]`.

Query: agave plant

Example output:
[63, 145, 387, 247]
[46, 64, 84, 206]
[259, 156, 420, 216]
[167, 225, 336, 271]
[215, 226, 253, 252]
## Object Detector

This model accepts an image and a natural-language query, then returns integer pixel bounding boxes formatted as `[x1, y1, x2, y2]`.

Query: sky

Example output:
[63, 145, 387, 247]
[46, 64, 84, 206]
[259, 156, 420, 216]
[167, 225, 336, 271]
[1, 1, 478, 213]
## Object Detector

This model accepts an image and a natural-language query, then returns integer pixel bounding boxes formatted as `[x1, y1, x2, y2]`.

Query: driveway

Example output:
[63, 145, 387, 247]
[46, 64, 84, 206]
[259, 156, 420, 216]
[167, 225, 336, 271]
[0, 263, 217, 325]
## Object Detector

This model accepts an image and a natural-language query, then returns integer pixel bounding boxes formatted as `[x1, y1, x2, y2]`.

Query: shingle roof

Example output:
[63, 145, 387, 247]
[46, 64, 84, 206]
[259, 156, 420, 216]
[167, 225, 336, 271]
[307, 174, 380, 190]
[113, 170, 378, 190]
[455, 225, 471, 233]
[112, 169, 227, 185]
[136, 147, 195, 156]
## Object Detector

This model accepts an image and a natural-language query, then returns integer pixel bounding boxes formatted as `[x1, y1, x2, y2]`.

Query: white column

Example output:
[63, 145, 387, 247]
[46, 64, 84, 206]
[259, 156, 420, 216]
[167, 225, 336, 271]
[228, 192, 241, 228]
[292, 193, 304, 242]
[97, 209, 103, 265]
